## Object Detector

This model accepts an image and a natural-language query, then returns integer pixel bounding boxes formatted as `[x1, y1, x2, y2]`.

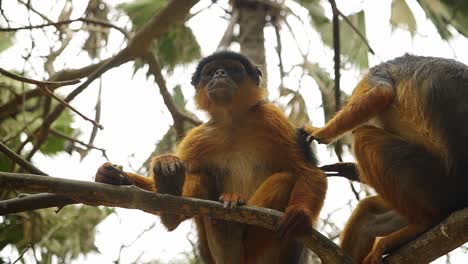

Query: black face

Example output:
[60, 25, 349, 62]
[191, 51, 262, 88]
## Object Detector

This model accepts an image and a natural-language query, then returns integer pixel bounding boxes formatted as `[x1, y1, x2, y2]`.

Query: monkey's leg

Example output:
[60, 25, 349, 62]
[158, 172, 209, 231]
[353, 125, 447, 262]
[306, 83, 394, 144]
[241, 172, 297, 263]
[340, 196, 407, 263]
[363, 224, 429, 264]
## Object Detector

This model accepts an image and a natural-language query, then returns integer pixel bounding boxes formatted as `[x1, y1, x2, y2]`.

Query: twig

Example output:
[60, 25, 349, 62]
[0, 58, 113, 121]
[0, 17, 130, 38]
[143, 52, 203, 136]
[0, 67, 103, 129]
[0, 193, 76, 215]
[38, 85, 104, 130]
[48, 129, 108, 158]
[13, 244, 31, 264]
[328, 0, 344, 163]
[273, 20, 285, 87]
[0, 141, 47, 175]
[0, 172, 354, 264]
[0, 67, 79, 88]
[336, 9, 375, 55]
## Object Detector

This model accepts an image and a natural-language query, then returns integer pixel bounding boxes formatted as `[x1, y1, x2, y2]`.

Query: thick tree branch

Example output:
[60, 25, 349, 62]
[384, 208, 468, 264]
[0, 172, 353, 264]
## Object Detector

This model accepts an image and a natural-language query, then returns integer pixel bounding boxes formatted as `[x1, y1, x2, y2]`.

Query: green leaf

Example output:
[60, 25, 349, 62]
[391, 0, 417, 35]
[417, 0, 468, 39]
[153, 25, 201, 71]
[0, 32, 14, 52]
[315, 11, 369, 69]
[172, 85, 186, 109]
[40, 109, 75, 155]
[120, 0, 200, 72]
[118, 0, 167, 30]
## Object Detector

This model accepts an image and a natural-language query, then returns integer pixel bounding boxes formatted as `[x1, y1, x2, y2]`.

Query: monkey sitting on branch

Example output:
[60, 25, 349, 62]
[95, 51, 327, 264]
[305, 54, 468, 264]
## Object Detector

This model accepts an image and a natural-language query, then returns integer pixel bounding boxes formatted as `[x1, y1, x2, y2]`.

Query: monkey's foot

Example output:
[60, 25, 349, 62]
[218, 193, 246, 209]
[95, 162, 133, 185]
[362, 245, 384, 264]
[276, 206, 312, 240]
[151, 154, 186, 196]
[302, 125, 330, 144]
[320, 162, 360, 181]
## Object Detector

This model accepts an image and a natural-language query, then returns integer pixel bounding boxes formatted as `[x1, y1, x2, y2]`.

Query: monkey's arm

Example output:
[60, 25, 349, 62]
[95, 162, 155, 191]
[306, 81, 394, 144]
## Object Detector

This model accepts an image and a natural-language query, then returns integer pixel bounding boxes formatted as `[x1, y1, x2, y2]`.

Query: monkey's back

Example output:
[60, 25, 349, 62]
[368, 54, 468, 211]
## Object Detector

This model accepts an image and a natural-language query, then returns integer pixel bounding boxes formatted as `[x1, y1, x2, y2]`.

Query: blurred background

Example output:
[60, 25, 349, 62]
[0, 0, 467, 263]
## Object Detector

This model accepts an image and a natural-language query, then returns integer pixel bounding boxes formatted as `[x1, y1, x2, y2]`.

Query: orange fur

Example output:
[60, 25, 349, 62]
[313, 55, 468, 263]
[95, 52, 327, 264]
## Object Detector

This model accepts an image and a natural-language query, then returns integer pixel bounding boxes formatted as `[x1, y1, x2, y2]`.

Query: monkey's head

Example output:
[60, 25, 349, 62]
[191, 51, 263, 113]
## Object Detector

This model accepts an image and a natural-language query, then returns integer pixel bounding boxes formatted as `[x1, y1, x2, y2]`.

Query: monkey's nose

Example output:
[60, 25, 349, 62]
[214, 68, 227, 78]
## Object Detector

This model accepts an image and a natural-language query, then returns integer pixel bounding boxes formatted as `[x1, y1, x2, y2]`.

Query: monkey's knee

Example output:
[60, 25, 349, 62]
[151, 154, 186, 195]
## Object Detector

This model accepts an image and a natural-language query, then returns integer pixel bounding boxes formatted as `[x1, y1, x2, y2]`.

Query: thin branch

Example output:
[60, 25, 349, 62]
[0, 58, 113, 121]
[38, 85, 104, 130]
[0, 17, 129, 38]
[143, 52, 203, 134]
[0, 172, 354, 264]
[13, 244, 31, 264]
[48, 129, 108, 159]
[336, 9, 375, 55]
[17, 0, 54, 24]
[273, 20, 285, 87]
[328, 0, 344, 163]
[0, 193, 76, 215]
[217, 9, 239, 48]
[0, 141, 47, 175]
[0, 67, 80, 88]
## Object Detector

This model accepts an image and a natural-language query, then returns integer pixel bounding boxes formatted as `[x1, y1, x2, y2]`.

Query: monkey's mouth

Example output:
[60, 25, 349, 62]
[207, 78, 233, 94]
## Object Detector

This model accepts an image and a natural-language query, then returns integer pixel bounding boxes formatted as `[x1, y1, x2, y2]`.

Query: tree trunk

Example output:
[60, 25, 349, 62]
[235, 0, 268, 86]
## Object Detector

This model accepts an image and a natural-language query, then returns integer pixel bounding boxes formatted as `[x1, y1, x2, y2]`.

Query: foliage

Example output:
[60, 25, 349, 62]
[0, 206, 112, 264]
[391, 0, 417, 35]
[417, 0, 468, 39]
[119, 0, 201, 72]
[0, 32, 13, 53]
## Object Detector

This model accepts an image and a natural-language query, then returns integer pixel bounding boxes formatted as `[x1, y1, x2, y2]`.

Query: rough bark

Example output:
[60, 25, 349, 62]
[0, 172, 354, 264]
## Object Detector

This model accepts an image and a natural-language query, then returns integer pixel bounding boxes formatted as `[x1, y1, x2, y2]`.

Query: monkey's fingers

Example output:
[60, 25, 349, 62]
[320, 162, 359, 181]
[95, 162, 133, 185]
[218, 193, 246, 210]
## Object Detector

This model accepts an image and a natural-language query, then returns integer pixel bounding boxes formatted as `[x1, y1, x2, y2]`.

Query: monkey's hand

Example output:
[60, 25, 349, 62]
[95, 162, 133, 185]
[276, 206, 313, 241]
[152, 155, 186, 196]
[320, 162, 359, 182]
[301, 125, 330, 144]
[218, 193, 246, 210]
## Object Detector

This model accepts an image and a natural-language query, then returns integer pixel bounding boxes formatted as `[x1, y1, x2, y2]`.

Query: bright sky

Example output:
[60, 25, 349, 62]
[1, 0, 468, 263]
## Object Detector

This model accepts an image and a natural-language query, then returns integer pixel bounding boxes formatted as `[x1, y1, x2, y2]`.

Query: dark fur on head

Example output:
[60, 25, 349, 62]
[191, 50, 262, 87]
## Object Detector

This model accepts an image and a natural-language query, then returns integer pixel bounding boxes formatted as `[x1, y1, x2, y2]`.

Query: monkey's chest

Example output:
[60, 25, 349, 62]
[210, 149, 273, 197]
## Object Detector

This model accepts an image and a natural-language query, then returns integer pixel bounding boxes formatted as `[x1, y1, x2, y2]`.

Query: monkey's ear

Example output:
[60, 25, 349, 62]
[256, 67, 263, 78]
